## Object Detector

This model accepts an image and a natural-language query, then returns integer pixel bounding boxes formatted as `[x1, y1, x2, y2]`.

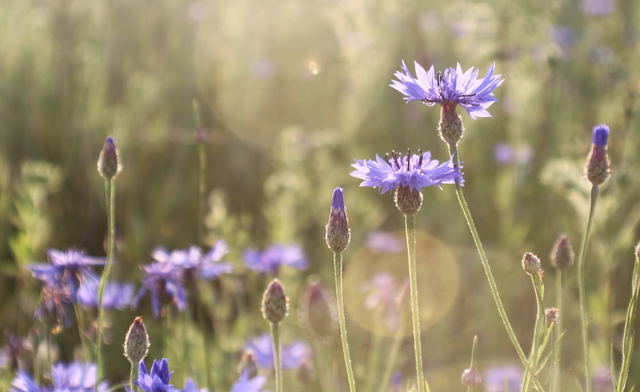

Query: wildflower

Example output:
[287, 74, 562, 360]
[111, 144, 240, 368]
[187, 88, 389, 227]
[97, 136, 121, 180]
[0, 334, 30, 371]
[461, 366, 482, 387]
[522, 252, 541, 276]
[136, 358, 179, 392]
[391, 372, 403, 392]
[27, 249, 105, 301]
[585, 124, 611, 186]
[151, 241, 233, 281]
[11, 362, 110, 392]
[366, 232, 404, 253]
[545, 308, 560, 327]
[326, 187, 350, 253]
[77, 278, 134, 310]
[361, 273, 408, 332]
[133, 262, 186, 318]
[124, 317, 150, 366]
[183, 379, 208, 392]
[483, 365, 523, 392]
[34, 284, 73, 333]
[261, 279, 289, 324]
[243, 244, 308, 274]
[245, 334, 311, 370]
[493, 143, 514, 165]
[298, 278, 336, 339]
[592, 366, 614, 392]
[229, 369, 266, 392]
[550, 235, 575, 271]
[580, 0, 615, 15]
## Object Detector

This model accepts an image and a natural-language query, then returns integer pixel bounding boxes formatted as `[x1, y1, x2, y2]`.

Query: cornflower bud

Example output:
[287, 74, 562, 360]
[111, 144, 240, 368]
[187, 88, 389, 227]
[461, 366, 482, 387]
[395, 186, 423, 216]
[585, 124, 611, 185]
[97, 136, 121, 179]
[298, 277, 336, 339]
[522, 252, 541, 276]
[545, 308, 560, 327]
[550, 235, 575, 271]
[123, 317, 149, 365]
[326, 187, 350, 253]
[237, 350, 259, 378]
[262, 279, 289, 324]
[439, 101, 466, 145]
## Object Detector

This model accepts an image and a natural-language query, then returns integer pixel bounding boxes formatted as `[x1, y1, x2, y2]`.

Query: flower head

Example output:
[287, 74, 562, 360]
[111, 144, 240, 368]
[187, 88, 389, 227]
[77, 278, 134, 310]
[261, 279, 289, 324]
[390, 61, 504, 120]
[351, 150, 463, 195]
[97, 136, 121, 179]
[585, 124, 611, 185]
[326, 187, 350, 253]
[151, 241, 233, 281]
[124, 317, 150, 365]
[245, 334, 311, 370]
[183, 379, 208, 392]
[11, 362, 109, 392]
[230, 369, 266, 392]
[34, 284, 73, 332]
[244, 244, 308, 274]
[136, 358, 179, 392]
[550, 235, 575, 271]
[133, 262, 185, 318]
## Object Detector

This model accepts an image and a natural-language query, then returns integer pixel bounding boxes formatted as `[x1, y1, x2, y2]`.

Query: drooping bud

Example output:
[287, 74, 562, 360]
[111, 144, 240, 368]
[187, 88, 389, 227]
[123, 317, 149, 365]
[439, 102, 465, 146]
[522, 252, 541, 276]
[237, 350, 259, 378]
[550, 235, 575, 271]
[585, 124, 611, 186]
[298, 277, 336, 339]
[261, 279, 289, 324]
[461, 366, 482, 387]
[395, 186, 423, 216]
[97, 136, 121, 179]
[326, 187, 350, 253]
[545, 308, 560, 327]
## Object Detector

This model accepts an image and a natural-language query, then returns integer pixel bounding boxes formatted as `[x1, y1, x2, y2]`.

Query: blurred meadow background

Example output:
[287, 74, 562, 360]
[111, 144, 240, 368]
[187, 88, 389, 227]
[1, 0, 640, 390]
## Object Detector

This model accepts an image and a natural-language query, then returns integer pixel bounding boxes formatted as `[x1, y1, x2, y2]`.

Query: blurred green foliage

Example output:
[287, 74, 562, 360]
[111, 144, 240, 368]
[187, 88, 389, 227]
[1, 0, 640, 390]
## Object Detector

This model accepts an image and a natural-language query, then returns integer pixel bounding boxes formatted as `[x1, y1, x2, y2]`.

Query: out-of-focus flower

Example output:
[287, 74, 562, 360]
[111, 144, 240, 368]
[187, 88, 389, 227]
[550, 26, 578, 58]
[27, 249, 105, 301]
[133, 262, 186, 318]
[152, 241, 233, 281]
[591, 46, 614, 64]
[483, 365, 522, 392]
[136, 358, 179, 392]
[592, 366, 614, 392]
[0, 334, 31, 371]
[366, 232, 404, 253]
[35, 284, 73, 332]
[361, 273, 408, 331]
[390, 61, 504, 119]
[11, 362, 109, 392]
[493, 143, 534, 166]
[298, 278, 336, 339]
[77, 277, 134, 310]
[351, 150, 462, 195]
[183, 379, 208, 392]
[229, 369, 266, 392]
[245, 334, 311, 370]
[251, 59, 276, 79]
[580, 0, 615, 15]
[243, 244, 308, 274]
[390, 371, 403, 392]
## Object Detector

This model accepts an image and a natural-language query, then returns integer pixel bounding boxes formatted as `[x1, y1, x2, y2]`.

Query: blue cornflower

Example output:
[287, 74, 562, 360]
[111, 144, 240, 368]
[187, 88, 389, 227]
[27, 249, 105, 301]
[351, 150, 463, 194]
[483, 365, 522, 392]
[592, 124, 610, 147]
[390, 61, 504, 119]
[245, 334, 311, 370]
[182, 379, 208, 392]
[136, 358, 179, 392]
[11, 362, 109, 392]
[229, 369, 266, 392]
[133, 262, 186, 318]
[243, 244, 308, 274]
[151, 241, 233, 281]
[77, 277, 134, 310]
[365, 232, 404, 253]
[34, 284, 73, 331]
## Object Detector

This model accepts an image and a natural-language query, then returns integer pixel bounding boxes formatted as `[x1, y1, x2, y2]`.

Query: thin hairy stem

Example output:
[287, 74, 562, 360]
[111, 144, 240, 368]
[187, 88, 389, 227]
[196, 281, 213, 391]
[551, 271, 563, 392]
[271, 323, 283, 392]
[404, 214, 425, 392]
[130, 361, 139, 392]
[333, 251, 357, 392]
[615, 247, 640, 392]
[74, 304, 91, 361]
[378, 312, 407, 392]
[523, 276, 544, 392]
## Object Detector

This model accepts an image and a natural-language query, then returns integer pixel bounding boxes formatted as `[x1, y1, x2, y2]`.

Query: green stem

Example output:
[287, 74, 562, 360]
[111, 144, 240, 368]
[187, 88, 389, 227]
[448, 144, 545, 392]
[271, 323, 283, 392]
[45, 325, 52, 385]
[193, 99, 206, 247]
[163, 307, 169, 359]
[577, 185, 599, 392]
[196, 281, 213, 391]
[182, 307, 191, 378]
[74, 304, 91, 361]
[333, 251, 357, 392]
[96, 178, 115, 390]
[552, 271, 563, 392]
[365, 308, 383, 392]
[468, 335, 478, 392]
[404, 214, 425, 392]
[130, 361, 139, 392]
[523, 276, 543, 392]
[615, 246, 640, 392]
[314, 340, 332, 392]
[378, 313, 406, 392]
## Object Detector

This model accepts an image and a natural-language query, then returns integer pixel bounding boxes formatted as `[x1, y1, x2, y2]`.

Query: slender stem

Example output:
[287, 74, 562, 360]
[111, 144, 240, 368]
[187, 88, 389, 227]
[404, 214, 425, 392]
[552, 271, 563, 392]
[523, 276, 543, 392]
[193, 99, 206, 247]
[163, 307, 169, 359]
[468, 335, 478, 392]
[96, 178, 115, 390]
[577, 185, 599, 392]
[196, 281, 213, 391]
[365, 308, 383, 392]
[314, 340, 332, 392]
[46, 325, 52, 385]
[74, 304, 91, 361]
[130, 361, 139, 392]
[182, 306, 191, 377]
[616, 248, 640, 392]
[333, 251, 357, 392]
[378, 313, 406, 392]
[448, 144, 545, 392]
[270, 323, 283, 392]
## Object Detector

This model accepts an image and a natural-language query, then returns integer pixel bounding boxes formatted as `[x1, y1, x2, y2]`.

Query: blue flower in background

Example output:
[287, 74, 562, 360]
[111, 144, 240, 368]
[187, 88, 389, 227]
[243, 244, 308, 274]
[365, 232, 404, 253]
[77, 277, 134, 310]
[483, 365, 523, 392]
[27, 249, 105, 301]
[11, 362, 109, 392]
[34, 284, 73, 331]
[152, 241, 233, 281]
[182, 379, 208, 392]
[229, 369, 266, 392]
[351, 150, 463, 194]
[133, 262, 186, 318]
[245, 334, 311, 370]
[580, 0, 615, 15]
[390, 61, 504, 119]
[136, 358, 179, 392]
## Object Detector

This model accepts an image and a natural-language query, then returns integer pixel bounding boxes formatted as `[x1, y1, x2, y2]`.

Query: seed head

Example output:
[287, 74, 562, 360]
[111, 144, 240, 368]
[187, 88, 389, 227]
[461, 366, 482, 387]
[97, 136, 121, 179]
[550, 235, 575, 271]
[123, 317, 149, 365]
[395, 185, 423, 216]
[545, 308, 560, 327]
[326, 187, 350, 253]
[522, 252, 541, 276]
[585, 124, 611, 186]
[261, 279, 289, 324]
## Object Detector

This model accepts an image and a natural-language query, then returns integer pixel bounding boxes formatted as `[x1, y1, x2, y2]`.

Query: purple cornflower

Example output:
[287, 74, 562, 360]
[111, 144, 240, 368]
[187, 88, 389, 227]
[34, 284, 73, 331]
[365, 232, 404, 253]
[390, 61, 504, 119]
[361, 273, 408, 331]
[245, 334, 311, 370]
[151, 241, 233, 281]
[133, 262, 186, 318]
[592, 124, 610, 147]
[183, 379, 208, 392]
[136, 358, 179, 392]
[391, 371, 403, 392]
[230, 369, 266, 392]
[27, 249, 105, 301]
[0, 334, 30, 370]
[243, 244, 308, 274]
[483, 365, 522, 392]
[580, 0, 615, 15]
[350, 150, 463, 194]
[11, 362, 109, 392]
[592, 366, 613, 392]
[77, 277, 134, 310]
